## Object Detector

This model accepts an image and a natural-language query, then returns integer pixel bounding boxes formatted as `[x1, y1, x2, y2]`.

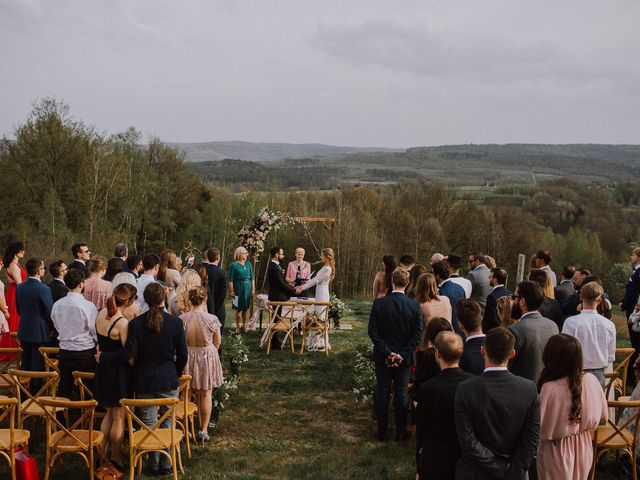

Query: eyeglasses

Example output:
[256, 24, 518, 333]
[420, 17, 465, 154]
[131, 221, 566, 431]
[80, 249, 90, 254]
[511, 294, 520, 300]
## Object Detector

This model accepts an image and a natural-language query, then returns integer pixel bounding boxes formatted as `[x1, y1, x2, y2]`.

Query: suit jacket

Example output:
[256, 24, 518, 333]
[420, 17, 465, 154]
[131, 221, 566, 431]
[622, 266, 640, 317]
[16, 278, 55, 343]
[554, 280, 575, 304]
[439, 280, 466, 335]
[508, 311, 559, 382]
[68, 260, 90, 279]
[467, 264, 492, 309]
[417, 367, 474, 480]
[455, 370, 540, 480]
[204, 263, 227, 324]
[368, 292, 423, 365]
[460, 336, 485, 375]
[267, 261, 296, 302]
[539, 296, 563, 330]
[48, 279, 69, 303]
[482, 285, 512, 333]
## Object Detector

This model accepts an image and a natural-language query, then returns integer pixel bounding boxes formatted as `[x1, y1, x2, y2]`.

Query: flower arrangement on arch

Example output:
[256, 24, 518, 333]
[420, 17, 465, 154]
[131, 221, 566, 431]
[237, 206, 302, 257]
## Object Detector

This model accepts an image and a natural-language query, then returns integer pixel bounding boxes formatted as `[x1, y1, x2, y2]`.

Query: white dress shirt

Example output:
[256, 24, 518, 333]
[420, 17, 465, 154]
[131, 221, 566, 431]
[136, 274, 157, 313]
[448, 275, 472, 298]
[484, 366, 508, 372]
[562, 309, 616, 369]
[51, 292, 98, 351]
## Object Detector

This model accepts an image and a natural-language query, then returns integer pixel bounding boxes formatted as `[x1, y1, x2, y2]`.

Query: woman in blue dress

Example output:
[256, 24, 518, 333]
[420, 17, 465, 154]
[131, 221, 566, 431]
[228, 246, 255, 333]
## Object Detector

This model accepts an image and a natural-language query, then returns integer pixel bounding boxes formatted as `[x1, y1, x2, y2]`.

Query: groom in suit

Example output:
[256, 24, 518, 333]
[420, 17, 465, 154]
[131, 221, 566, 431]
[267, 246, 296, 347]
[203, 247, 227, 332]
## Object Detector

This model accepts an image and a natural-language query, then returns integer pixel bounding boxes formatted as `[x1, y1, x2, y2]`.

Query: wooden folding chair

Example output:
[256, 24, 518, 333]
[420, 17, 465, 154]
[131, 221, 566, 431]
[176, 374, 197, 458]
[72, 371, 105, 428]
[614, 347, 636, 400]
[0, 348, 23, 394]
[264, 301, 297, 354]
[0, 397, 31, 480]
[39, 398, 103, 480]
[298, 301, 331, 355]
[591, 399, 640, 480]
[120, 397, 184, 480]
[39, 347, 60, 374]
[8, 369, 67, 429]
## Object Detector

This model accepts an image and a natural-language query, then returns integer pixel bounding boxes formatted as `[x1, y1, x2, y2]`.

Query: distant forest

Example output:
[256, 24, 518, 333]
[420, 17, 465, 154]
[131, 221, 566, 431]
[1, 99, 640, 299]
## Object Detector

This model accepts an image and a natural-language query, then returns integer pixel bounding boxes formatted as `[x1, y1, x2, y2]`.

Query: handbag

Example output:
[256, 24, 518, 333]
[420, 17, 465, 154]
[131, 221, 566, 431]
[15, 448, 40, 480]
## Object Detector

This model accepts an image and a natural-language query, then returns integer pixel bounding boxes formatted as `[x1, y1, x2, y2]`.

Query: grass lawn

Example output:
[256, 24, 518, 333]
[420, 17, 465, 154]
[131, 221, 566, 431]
[2, 301, 635, 479]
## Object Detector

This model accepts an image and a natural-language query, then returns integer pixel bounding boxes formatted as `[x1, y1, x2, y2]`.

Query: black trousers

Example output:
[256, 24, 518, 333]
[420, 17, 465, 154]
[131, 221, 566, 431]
[58, 348, 96, 399]
[21, 341, 48, 392]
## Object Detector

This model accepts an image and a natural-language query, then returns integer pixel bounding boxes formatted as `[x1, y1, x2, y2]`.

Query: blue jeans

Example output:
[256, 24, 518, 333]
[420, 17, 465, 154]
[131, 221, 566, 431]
[374, 363, 411, 438]
[137, 390, 178, 471]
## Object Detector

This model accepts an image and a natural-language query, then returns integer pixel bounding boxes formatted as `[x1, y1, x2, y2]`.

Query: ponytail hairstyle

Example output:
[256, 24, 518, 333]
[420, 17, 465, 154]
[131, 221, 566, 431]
[188, 286, 207, 307]
[107, 283, 138, 318]
[144, 283, 166, 333]
[321, 248, 336, 282]
[175, 269, 202, 314]
[87, 256, 107, 275]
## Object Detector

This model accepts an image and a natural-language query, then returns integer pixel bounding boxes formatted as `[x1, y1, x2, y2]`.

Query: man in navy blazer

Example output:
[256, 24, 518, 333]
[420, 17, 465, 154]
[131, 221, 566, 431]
[482, 267, 512, 333]
[368, 267, 423, 441]
[433, 261, 465, 335]
[203, 247, 227, 332]
[16, 258, 54, 386]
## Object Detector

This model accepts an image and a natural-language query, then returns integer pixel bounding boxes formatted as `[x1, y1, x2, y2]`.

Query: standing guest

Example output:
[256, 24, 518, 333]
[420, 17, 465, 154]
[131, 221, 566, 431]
[430, 253, 444, 266]
[51, 269, 98, 399]
[498, 296, 516, 328]
[16, 258, 54, 385]
[533, 249, 557, 286]
[483, 255, 497, 269]
[203, 248, 226, 331]
[372, 255, 397, 299]
[286, 247, 311, 293]
[69, 242, 91, 278]
[126, 255, 143, 278]
[368, 267, 423, 441]
[621, 247, 640, 387]
[400, 254, 415, 272]
[482, 267, 512, 333]
[563, 274, 612, 320]
[114, 243, 131, 274]
[96, 283, 188, 477]
[136, 254, 160, 313]
[180, 287, 223, 444]
[529, 269, 563, 330]
[509, 281, 559, 383]
[157, 249, 182, 292]
[554, 263, 576, 303]
[94, 283, 137, 471]
[457, 299, 486, 375]
[432, 260, 465, 335]
[48, 260, 69, 303]
[83, 256, 112, 312]
[172, 270, 202, 316]
[416, 332, 473, 480]
[413, 317, 453, 394]
[405, 264, 427, 300]
[103, 257, 126, 282]
[0, 260, 10, 334]
[228, 247, 254, 334]
[416, 273, 452, 325]
[0, 242, 26, 356]
[562, 281, 616, 388]
[536, 334, 607, 480]
[446, 253, 472, 299]
[455, 328, 540, 479]
[110, 273, 140, 320]
[466, 251, 492, 309]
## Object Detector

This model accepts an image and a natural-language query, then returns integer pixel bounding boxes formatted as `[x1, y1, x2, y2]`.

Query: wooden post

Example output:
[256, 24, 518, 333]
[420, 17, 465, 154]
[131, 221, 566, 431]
[516, 254, 526, 286]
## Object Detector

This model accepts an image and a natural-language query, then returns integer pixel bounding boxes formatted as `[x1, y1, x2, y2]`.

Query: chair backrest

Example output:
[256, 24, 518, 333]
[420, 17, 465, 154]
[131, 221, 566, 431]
[178, 374, 192, 413]
[596, 399, 640, 448]
[0, 397, 18, 450]
[615, 347, 636, 393]
[120, 397, 180, 449]
[39, 398, 98, 451]
[72, 371, 95, 401]
[39, 347, 61, 374]
[605, 371, 620, 399]
[296, 301, 330, 326]
[265, 301, 297, 330]
[9, 369, 59, 411]
[0, 347, 22, 388]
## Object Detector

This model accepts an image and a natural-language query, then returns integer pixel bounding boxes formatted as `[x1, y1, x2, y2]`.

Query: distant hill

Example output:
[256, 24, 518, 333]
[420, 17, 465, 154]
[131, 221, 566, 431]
[168, 140, 402, 162]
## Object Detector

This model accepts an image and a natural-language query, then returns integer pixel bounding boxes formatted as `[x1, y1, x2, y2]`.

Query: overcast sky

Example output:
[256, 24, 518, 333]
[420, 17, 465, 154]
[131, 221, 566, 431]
[2, 0, 639, 147]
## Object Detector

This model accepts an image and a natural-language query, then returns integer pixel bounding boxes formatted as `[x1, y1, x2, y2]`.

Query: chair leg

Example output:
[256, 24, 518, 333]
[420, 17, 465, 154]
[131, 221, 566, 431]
[44, 444, 51, 480]
[185, 420, 191, 458]
[289, 332, 295, 353]
[177, 443, 185, 474]
[89, 447, 95, 480]
[300, 330, 307, 354]
[266, 331, 272, 354]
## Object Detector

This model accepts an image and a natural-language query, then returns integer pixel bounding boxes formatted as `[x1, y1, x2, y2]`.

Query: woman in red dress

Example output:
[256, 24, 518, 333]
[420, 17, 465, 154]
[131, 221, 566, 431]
[0, 242, 26, 359]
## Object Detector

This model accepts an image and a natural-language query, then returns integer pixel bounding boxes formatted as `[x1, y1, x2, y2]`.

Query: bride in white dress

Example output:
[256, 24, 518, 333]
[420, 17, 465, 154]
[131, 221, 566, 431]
[297, 248, 335, 350]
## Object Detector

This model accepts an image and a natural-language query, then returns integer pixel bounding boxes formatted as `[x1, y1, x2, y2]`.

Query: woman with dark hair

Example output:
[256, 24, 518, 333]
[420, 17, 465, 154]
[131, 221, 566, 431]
[405, 264, 427, 300]
[96, 282, 188, 476]
[0, 242, 26, 357]
[412, 317, 453, 394]
[103, 257, 126, 282]
[372, 255, 397, 299]
[537, 334, 607, 479]
[157, 249, 181, 291]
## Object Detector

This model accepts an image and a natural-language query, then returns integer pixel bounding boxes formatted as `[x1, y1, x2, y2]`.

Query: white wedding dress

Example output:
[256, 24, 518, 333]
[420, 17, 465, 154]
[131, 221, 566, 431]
[300, 265, 332, 350]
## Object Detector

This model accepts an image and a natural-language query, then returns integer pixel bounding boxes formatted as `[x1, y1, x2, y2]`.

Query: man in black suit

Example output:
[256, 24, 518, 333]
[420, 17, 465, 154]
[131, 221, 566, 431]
[48, 260, 69, 303]
[458, 299, 485, 375]
[114, 243, 134, 274]
[621, 247, 640, 386]
[368, 267, 423, 441]
[529, 269, 563, 330]
[482, 267, 511, 332]
[267, 246, 296, 346]
[68, 242, 91, 278]
[554, 263, 576, 303]
[455, 327, 540, 479]
[204, 247, 227, 332]
[416, 331, 473, 479]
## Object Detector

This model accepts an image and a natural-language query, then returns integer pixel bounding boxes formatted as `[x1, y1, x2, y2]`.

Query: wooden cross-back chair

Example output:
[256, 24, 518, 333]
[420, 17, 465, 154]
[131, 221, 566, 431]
[614, 347, 636, 400]
[297, 301, 331, 355]
[176, 374, 197, 458]
[39, 397, 102, 480]
[264, 301, 297, 354]
[39, 347, 60, 374]
[8, 369, 66, 429]
[0, 397, 31, 480]
[72, 371, 105, 428]
[0, 347, 23, 394]
[120, 397, 184, 480]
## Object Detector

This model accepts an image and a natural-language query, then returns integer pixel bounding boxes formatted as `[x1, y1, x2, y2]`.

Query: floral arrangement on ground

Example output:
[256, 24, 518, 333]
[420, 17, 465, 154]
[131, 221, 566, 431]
[328, 293, 350, 329]
[353, 343, 376, 403]
[237, 206, 302, 257]
[213, 333, 250, 420]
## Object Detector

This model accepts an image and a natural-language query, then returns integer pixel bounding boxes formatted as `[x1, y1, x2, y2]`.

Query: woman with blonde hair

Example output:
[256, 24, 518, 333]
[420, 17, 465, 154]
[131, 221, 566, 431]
[84, 256, 112, 311]
[286, 247, 311, 295]
[228, 246, 254, 333]
[415, 273, 451, 325]
[157, 249, 181, 291]
[171, 269, 203, 315]
[498, 295, 515, 327]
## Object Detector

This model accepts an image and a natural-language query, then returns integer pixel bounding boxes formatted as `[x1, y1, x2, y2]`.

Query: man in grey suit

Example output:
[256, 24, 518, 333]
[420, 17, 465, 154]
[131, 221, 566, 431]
[509, 281, 559, 382]
[466, 251, 492, 310]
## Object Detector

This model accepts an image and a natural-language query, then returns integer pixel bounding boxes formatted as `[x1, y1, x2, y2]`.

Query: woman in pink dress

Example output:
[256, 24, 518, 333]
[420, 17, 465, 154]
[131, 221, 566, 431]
[0, 242, 26, 358]
[416, 273, 451, 326]
[180, 286, 223, 445]
[537, 333, 608, 479]
[83, 256, 113, 311]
